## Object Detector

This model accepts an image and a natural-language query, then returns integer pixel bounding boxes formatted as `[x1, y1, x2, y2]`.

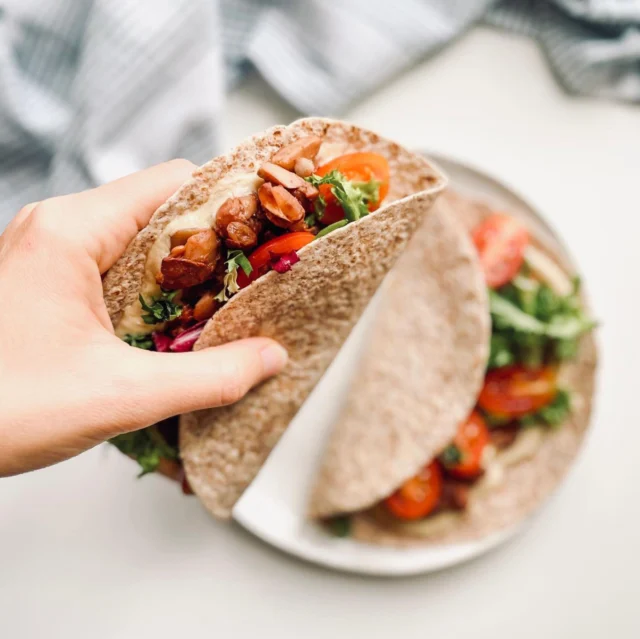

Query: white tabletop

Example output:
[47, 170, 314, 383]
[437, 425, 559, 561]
[1, 27, 638, 638]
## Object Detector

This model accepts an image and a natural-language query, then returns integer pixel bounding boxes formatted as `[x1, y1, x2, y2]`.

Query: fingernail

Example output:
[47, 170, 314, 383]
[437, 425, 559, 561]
[260, 343, 288, 376]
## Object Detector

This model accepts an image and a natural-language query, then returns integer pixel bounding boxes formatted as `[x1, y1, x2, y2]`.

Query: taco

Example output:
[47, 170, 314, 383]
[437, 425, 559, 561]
[310, 191, 597, 545]
[102, 118, 447, 518]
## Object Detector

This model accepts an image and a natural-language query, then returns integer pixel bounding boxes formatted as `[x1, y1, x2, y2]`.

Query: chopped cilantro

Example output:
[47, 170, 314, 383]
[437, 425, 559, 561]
[310, 193, 327, 223]
[488, 333, 516, 369]
[519, 389, 571, 428]
[215, 249, 252, 302]
[537, 389, 571, 427]
[535, 283, 562, 321]
[306, 170, 380, 223]
[519, 413, 542, 428]
[440, 444, 463, 466]
[554, 338, 579, 360]
[483, 411, 512, 427]
[304, 213, 318, 228]
[139, 290, 182, 325]
[123, 333, 154, 350]
[109, 426, 179, 477]
[518, 333, 545, 369]
[327, 516, 351, 538]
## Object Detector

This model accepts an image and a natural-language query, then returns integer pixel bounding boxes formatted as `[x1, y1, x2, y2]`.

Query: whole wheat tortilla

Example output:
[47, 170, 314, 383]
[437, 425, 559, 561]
[316, 191, 597, 546]
[309, 198, 490, 519]
[103, 118, 447, 519]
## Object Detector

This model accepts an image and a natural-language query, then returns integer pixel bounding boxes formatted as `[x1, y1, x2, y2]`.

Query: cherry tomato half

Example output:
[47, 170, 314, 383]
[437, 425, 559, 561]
[478, 365, 557, 418]
[442, 411, 490, 480]
[472, 214, 529, 288]
[384, 461, 443, 520]
[237, 232, 315, 288]
[315, 152, 390, 224]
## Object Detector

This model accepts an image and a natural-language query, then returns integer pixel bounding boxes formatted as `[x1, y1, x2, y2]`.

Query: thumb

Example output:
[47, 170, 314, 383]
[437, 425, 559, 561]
[119, 338, 288, 426]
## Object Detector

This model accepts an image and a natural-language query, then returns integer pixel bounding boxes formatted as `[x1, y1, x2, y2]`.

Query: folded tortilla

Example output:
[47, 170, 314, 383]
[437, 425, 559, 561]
[103, 118, 447, 519]
[309, 191, 597, 546]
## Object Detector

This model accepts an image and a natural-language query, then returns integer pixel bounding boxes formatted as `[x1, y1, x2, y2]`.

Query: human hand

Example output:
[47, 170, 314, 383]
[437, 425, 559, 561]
[0, 161, 288, 477]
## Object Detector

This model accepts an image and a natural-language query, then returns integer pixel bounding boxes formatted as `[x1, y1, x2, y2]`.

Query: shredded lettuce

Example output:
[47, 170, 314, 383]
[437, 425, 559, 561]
[306, 170, 380, 224]
[215, 249, 252, 302]
[488, 276, 595, 369]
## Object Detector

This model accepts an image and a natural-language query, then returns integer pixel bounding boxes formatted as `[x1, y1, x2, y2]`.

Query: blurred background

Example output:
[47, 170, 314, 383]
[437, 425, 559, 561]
[1, 1, 639, 638]
[1, 0, 639, 224]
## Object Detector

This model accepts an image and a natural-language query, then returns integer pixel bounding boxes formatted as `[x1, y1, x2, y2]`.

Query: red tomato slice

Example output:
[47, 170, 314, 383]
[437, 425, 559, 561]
[442, 411, 490, 480]
[236, 232, 315, 288]
[315, 152, 390, 224]
[384, 461, 443, 520]
[478, 365, 557, 418]
[472, 214, 529, 288]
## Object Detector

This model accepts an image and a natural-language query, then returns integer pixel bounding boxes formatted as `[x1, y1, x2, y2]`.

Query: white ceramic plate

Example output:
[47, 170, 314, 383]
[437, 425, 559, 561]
[232, 154, 570, 576]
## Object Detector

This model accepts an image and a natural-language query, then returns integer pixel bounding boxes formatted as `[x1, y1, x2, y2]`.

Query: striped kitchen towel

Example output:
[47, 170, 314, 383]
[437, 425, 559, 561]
[1, 0, 639, 228]
[0, 0, 223, 227]
[231, 0, 640, 112]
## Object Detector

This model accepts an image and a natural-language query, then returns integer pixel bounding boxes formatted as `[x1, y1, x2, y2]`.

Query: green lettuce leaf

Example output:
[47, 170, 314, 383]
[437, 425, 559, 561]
[520, 389, 572, 428]
[490, 287, 595, 349]
[488, 271, 595, 370]
[490, 291, 549, 335]
[215, 249, 252, 302]
[306, 170, 380, 223]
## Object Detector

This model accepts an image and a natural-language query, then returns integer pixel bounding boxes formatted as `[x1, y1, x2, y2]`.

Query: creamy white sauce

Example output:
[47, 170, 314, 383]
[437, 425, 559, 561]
[524, 245, 572, 296]
[314, 141, 348, 166]
[386, 511, 462, 538]
[389, 429, 545, 538]
[477, 428, 544, 493]
[115, 172, 263, 338]
[116, 142, 356, 338]
[495, 427, 543, 468]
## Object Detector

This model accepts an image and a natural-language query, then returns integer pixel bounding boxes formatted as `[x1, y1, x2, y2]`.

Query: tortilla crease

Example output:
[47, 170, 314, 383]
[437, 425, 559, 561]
[315, 191, 597, 546]
[103, 117, 447, 519]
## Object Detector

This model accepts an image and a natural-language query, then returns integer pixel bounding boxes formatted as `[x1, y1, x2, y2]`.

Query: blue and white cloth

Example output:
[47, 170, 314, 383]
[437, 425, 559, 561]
[1, 0, 639, 228]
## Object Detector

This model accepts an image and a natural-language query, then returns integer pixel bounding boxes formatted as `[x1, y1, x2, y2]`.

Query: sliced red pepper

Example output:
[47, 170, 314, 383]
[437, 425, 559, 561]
[237, 232, 315, 288]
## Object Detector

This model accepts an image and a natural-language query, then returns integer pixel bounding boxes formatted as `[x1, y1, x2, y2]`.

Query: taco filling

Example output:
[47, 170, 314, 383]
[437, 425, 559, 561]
[325, 212, 596, 539]
[110, 137, 391, 482]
